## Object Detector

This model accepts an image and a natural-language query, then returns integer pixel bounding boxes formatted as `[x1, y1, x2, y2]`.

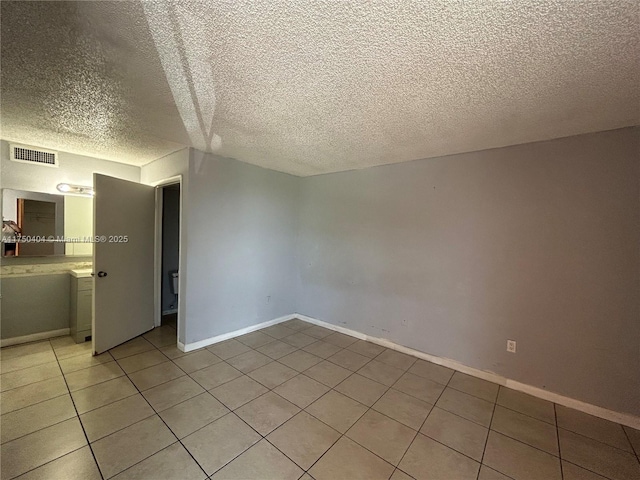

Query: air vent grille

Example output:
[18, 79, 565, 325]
[10, 144, 58, 167]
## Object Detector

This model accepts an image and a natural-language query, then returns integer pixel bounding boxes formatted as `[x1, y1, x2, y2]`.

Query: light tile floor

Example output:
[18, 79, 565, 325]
[1, 319, 639, 479]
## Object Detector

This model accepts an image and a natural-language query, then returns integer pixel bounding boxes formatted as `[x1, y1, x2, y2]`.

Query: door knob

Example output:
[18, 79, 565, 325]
[97, 271, 108, 278]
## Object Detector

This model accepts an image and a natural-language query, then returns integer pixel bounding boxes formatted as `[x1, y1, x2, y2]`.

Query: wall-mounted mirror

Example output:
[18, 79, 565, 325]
[2, 188, 93, 257]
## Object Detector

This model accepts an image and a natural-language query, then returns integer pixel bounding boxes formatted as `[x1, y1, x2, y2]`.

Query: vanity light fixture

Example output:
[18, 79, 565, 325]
[56, 183, 94, 196]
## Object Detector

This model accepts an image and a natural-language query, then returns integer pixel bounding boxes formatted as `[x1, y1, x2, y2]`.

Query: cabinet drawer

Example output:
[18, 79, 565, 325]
[77, 277, 93, 291]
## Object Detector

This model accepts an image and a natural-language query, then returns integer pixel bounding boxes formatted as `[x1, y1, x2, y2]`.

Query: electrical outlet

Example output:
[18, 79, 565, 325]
[507, 340, 516, 353]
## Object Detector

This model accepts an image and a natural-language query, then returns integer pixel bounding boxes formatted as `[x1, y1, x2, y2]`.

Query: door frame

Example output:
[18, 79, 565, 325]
[150, 175, 183, 342]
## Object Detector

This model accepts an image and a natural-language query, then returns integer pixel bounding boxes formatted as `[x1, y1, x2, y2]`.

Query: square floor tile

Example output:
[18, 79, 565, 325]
[496, 387, 555, 424]
[248, 361, 298, 389]
[327, 349, 371, 371]
[373, 388, 433, 430]
[235, 391, 300, 435]
[235, 331, 274, 349]
[335, 373, 387, 406]
[399, 433, 480, 480]
[2, 341, 52, 361]
[491, 405, 558, 455]
[116, 350, 169, 374]
[1, 362, 61, 392]
[142, 375, 205, 412]
[52, 341, 92, 361]
[182, 413, 260, 475]
[111, 443, 206, 480]
[282, 332, 317, 348]
[91, 415, 176, 479]
[278, 350, 323, 372]
[128, 361, 184, 391]
[448, 372, 499, 402]
[206, 339, 251, 360]
[268, 411, 340, 469]
[109, 337, 155, 360]
[210, 375, 269, 410]
[256, 340, 298, 360]
[302, 340, 342, 360]
[347, 410, 416, 465]
[558, 428, 640, 480]
[282, 319, 311, 330]
[79, 394, 154, 442]
[159, 392, 229, 439]
[375, 349, 417, 371]
[1, 394, 76, 444]
[562, 461, 611, 480]
[358, 360, 404, 386]
[408, 359, 454, 385]
[260, 324, 297, 340]
[305, 360, 352, 387]
[58, 351, 114, 375]
[0, 376, 68, 414]
[143, 326, 177, 348]
[226, 350, 272, 373]
[173, 350, 221, 373]
[304, 325, 334, 339]
[306, 390, 368, 433]
[1, 418, 87, 479]
[65, 361, 124, 392]
[16, 445, 101, 480]
[347, 340, 386, 358]
[274, 374, 330, 409]
[421, 406, 488, 461]
[71, 377, 138, 414]
[211, 439, 303, 480]
[478, 465, 512, 480]
[483, 431, 562, 480]
[189, 362, 242, 390]
[556, 405, 632, 452]
[436, 387, 494, 427]
[323, 332, 359, 348]
[159, 344, 191, 360]
[309, 436, 395, 480]
[393, 372, 445, 404]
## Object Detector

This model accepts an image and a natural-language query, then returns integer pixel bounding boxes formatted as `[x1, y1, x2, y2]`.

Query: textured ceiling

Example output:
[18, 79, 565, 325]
[1, 1, 638, 176]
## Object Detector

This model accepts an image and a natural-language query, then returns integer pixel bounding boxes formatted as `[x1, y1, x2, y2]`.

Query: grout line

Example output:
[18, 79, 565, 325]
[621, 424, 640, 462]
[393, 361, 455, 478]
[477, 385, 499, 480]
[48, 338, 106, 480]
[556, 403, 564, 480]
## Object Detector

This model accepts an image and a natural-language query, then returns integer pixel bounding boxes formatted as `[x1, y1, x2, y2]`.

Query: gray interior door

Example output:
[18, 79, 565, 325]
[93, 174, 156, 354]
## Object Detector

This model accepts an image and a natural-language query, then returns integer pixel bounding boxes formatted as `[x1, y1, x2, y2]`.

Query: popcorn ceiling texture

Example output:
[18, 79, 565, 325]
[1, 1, 638, 175]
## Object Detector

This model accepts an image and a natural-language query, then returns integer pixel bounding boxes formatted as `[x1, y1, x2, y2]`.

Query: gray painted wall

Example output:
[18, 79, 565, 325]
[185, 150, 299, 344]
[1, 274, 70, 338]
[296, 127, 640, 416]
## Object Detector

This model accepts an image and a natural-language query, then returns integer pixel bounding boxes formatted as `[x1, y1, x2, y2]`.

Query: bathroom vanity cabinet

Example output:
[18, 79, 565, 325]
[70, 271, 93, 343]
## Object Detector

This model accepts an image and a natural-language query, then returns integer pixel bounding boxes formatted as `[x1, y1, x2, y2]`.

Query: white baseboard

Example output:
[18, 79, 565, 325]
[179, 314, 296, 353]
[1, 328, 70, 348]
[295, 313, 640, 430]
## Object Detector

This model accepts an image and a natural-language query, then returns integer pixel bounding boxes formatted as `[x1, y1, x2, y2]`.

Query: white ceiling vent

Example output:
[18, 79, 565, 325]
[10, 143, 58, 167]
